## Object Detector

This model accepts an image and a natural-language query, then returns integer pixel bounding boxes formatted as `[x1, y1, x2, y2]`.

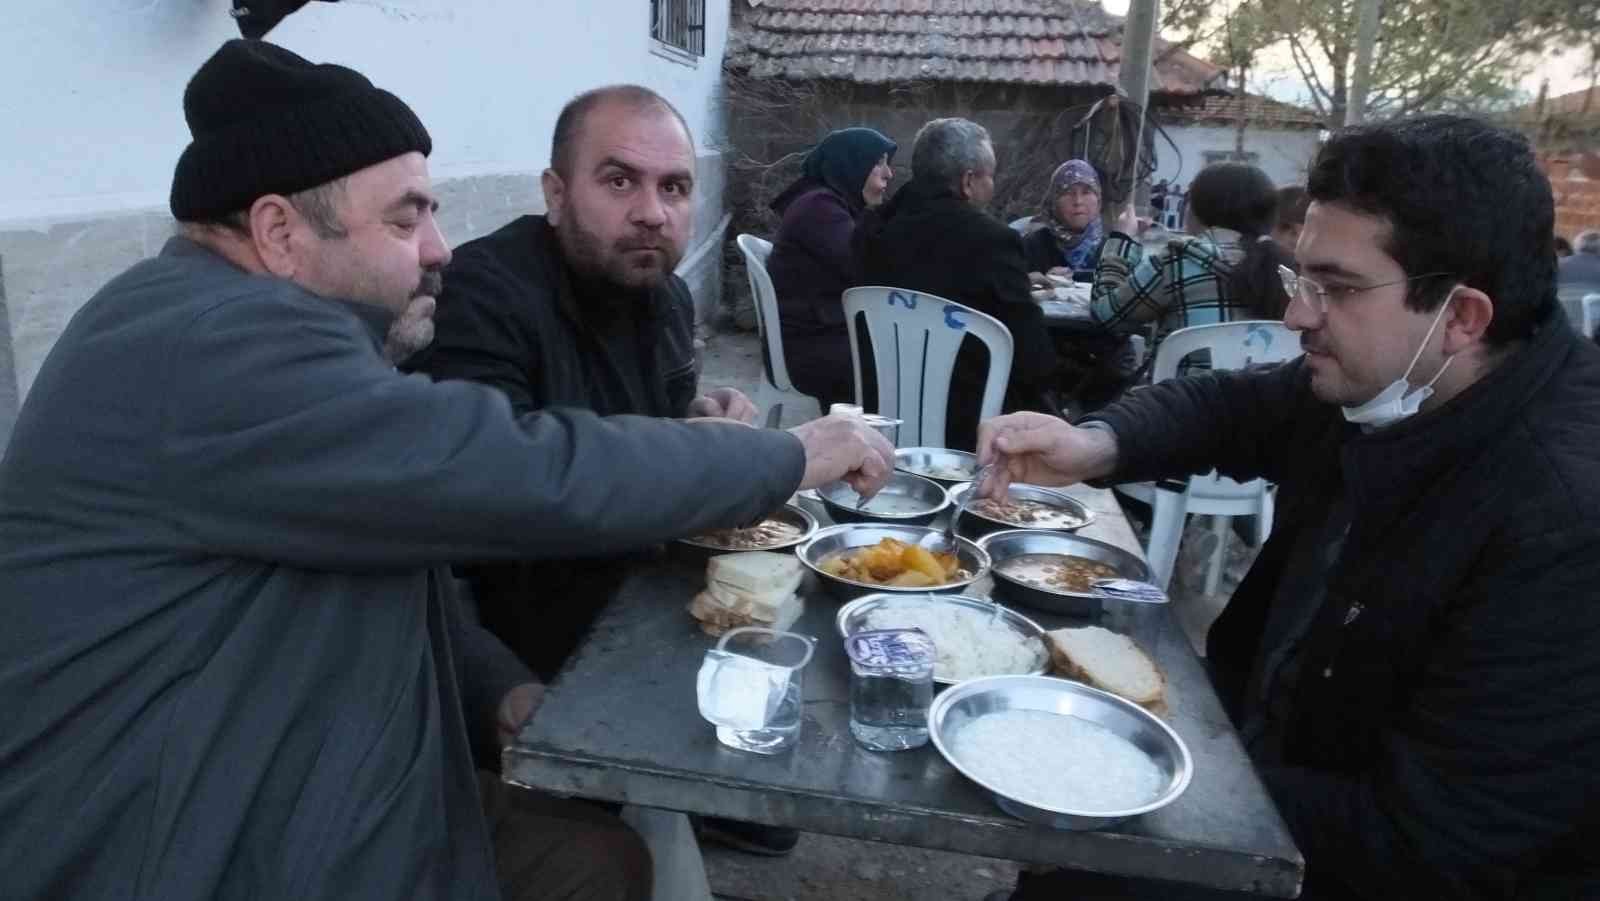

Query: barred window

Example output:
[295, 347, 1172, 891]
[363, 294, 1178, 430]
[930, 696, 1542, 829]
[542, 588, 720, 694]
[651, 0, 705, 56]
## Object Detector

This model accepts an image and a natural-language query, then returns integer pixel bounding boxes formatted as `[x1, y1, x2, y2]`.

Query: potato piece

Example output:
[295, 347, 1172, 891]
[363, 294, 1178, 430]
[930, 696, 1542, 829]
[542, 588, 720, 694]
[901, 544, 946, 582]
[820, 556, 849, 577]
[888, 570, 937, 587]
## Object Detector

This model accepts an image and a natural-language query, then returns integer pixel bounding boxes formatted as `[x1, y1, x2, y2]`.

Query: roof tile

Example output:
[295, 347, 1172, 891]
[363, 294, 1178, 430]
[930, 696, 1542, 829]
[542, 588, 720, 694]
[729, 0, 1221, 92]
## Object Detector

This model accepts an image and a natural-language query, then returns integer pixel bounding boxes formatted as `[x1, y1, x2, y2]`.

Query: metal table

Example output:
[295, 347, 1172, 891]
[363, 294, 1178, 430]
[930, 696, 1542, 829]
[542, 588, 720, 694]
[506, 485, 1304, 897]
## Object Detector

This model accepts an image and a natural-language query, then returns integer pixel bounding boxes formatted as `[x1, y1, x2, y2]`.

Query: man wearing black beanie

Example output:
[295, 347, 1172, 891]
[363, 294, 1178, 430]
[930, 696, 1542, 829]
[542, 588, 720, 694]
[0, 39, 896, 901]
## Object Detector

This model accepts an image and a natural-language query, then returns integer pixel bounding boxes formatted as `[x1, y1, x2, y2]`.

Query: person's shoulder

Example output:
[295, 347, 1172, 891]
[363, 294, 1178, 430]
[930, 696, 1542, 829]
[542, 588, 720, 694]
[443, 215, 559, 306]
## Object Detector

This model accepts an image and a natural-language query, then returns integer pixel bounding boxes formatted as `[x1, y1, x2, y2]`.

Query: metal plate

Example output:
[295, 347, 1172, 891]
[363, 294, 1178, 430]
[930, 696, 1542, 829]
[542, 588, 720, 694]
[947, 482, 1094, 531]
[675, 503, 818, 553]
[835, 593, 1048, 685]
[817, 472, 949, 526]
[978, 530, 1153, 617]
[929, 675, 1192, 830]
[796, 523, 990, 599]
[894, 447, 980, 484]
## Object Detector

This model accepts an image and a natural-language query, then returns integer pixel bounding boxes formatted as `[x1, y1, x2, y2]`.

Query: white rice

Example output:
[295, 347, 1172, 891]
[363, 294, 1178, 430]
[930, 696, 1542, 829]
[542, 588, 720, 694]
[861, 602, 1045, 681]
[949, 709, 1164, 812]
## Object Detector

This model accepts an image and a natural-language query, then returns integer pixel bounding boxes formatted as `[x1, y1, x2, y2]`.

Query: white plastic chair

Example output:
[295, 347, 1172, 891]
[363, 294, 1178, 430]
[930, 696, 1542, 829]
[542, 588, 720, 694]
[841, 286, 1014, 448]
[1581, 293, 1600, 341]
[735, 234, 813, 415]
[1115, 321, 1303, 593]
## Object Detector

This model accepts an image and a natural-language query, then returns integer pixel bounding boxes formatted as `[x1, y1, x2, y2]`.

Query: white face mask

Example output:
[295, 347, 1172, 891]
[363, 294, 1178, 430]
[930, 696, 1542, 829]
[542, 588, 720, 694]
[1342, 288, 1459, 428]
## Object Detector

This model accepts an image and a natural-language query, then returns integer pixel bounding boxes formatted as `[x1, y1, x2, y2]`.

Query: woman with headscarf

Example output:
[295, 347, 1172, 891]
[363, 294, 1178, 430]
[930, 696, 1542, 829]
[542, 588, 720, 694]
[1022, 160, 1106, 278]
[765, 127, 897, 410]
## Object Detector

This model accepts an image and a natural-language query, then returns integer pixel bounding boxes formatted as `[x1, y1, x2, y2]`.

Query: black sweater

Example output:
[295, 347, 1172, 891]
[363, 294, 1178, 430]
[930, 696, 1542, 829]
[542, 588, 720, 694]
[1093, 309, 1600, 899]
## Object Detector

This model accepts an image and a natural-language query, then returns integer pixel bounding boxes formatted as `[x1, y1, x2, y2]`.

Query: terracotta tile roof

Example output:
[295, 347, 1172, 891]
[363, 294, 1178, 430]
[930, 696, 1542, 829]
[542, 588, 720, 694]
[1161, 92, 1325, 130]
[727, 0, 1226, 95]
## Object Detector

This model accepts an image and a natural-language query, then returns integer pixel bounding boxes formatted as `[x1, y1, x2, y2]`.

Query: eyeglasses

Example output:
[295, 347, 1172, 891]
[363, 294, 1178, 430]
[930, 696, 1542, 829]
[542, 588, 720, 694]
[1278, 264, 1451, 316]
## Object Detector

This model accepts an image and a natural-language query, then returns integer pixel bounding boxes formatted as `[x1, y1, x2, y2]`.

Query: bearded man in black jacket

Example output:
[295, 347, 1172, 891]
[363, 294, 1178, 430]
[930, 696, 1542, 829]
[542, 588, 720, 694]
[980, 115, 1600, 900]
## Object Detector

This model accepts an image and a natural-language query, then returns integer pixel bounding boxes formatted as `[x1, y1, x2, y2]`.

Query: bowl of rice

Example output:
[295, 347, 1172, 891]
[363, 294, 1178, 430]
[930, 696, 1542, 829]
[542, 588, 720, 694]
[929, 674, 1192, 830]
[835, 593, 1048, 686]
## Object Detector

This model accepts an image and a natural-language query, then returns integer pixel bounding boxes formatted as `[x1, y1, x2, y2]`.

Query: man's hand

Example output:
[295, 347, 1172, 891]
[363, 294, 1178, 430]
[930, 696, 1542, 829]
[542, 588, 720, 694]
[687, 387, 759, 425]
[1113, 203, 1141, 238]
[975, 412, 1119, 498]
[789, 414, 895, 498]
[496, 682, 546, 749]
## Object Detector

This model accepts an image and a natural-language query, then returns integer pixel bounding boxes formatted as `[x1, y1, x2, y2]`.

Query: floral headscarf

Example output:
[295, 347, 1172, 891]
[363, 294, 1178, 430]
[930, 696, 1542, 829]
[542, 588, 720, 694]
[1043, 159, 1104, 270]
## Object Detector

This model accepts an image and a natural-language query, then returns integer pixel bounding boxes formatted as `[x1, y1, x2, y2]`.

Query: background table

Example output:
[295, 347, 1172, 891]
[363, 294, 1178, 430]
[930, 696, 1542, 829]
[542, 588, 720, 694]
[506, 485, 1304, 897]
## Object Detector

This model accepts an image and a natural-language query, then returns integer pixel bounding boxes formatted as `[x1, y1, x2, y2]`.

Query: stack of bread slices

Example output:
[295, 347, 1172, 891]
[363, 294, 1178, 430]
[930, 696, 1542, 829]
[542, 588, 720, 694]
[688, 551, 805, 636]
[1045, 625, 1168, 716]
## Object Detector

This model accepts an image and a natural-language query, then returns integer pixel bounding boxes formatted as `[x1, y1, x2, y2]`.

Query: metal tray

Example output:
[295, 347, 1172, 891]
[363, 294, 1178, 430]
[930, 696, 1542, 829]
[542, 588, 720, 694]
[947, 482, 1094, 535]
[893, 447, 980, 485]
[978, 529, 1153, 618]
[929, 675, 1192, 830]
[835, 592, 1048, 685]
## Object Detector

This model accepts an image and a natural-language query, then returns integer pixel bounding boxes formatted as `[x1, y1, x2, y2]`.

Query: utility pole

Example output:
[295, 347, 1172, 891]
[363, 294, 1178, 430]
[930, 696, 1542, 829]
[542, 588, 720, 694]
[1118, 0, 1160, 212]
[1346, 0, 1381, 125]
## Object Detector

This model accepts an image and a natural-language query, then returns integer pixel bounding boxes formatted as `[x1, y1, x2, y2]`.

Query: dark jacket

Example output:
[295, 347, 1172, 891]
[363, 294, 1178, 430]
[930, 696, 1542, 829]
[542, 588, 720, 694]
[406, 215, 697, 419]
[1021, 225, 1102, 275]
[405, 215, 703, 676]
[0, 238, 804, 901]
[857, 179, 1059, 449]
[768, 184, 859, 337]
[1557, 251, 1600, 290]
[1093, 308, 1600, 899]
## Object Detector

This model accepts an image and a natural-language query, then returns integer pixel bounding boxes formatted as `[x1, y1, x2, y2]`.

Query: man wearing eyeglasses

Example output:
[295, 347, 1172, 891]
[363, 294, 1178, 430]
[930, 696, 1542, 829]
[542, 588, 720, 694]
[977, 115, 1600, 900]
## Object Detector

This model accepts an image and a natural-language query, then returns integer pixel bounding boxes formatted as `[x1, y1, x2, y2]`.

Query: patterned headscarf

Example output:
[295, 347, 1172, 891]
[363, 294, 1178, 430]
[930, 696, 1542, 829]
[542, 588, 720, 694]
[1043, 159, 1104, 270]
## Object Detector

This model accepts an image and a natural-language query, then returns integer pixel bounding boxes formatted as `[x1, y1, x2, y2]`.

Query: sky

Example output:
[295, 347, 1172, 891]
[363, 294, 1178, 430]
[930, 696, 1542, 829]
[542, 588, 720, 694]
[1098, 0, 1597, 108]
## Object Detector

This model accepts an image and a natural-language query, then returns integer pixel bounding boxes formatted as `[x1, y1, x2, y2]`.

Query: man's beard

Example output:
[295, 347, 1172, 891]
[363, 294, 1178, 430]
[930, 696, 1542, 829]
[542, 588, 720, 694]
[382, 269, 443, 364]
[555, 207, 682, 293]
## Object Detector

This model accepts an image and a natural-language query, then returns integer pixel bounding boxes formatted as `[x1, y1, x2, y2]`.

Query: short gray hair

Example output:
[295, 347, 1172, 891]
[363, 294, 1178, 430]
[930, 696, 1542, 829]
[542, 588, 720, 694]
[911, 118, 994, 191]
[1577, 230, 1600, 256]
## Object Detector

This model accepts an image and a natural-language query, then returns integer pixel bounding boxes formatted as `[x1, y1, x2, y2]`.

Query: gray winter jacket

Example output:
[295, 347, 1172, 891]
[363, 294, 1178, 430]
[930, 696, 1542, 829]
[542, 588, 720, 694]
[0, 237, 804, 901]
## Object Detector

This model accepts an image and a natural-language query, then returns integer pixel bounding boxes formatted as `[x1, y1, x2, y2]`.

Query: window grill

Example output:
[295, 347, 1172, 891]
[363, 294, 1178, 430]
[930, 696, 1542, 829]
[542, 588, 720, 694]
[651, 0, 705, 56]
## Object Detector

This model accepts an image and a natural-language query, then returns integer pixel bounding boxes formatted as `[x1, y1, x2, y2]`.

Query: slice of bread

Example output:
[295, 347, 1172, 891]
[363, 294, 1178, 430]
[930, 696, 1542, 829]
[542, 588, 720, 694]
[1045, 626, 1168, 716]
[706, 567, 805, 619]
[688, 591, 803, 637]
[706, 552, 803, 596]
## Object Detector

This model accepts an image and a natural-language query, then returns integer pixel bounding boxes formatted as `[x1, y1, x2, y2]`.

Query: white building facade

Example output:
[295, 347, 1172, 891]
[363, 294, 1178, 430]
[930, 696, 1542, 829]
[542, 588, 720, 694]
[0, 0, 733, 447]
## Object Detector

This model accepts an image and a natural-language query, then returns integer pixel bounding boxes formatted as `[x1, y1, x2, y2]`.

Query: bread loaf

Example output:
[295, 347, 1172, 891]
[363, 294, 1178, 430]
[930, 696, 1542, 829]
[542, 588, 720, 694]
[1045, 626, 1167, 716]
[706, 552, 803, 595]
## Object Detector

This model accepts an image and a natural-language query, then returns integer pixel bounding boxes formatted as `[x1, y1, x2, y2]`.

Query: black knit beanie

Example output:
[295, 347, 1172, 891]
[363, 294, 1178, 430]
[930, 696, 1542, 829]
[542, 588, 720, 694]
[170, 39, 432, 222]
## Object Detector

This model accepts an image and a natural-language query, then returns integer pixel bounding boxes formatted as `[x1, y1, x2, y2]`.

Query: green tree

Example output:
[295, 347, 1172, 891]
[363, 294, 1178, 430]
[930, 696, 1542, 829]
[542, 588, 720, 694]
[1246, 0, 1599, 120]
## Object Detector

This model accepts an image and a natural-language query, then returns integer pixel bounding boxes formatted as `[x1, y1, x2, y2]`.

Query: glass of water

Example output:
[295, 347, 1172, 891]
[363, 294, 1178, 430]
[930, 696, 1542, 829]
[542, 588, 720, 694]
[695, 627, 815, 754]
[846, 629, 935, 751]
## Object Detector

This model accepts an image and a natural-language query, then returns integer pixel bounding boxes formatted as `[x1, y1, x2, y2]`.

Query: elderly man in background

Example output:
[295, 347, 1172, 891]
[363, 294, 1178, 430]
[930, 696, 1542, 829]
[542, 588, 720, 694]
[856, 117, 1060, 450]
[1558, 229, 1600, 290]
[0, 39, 892, 901]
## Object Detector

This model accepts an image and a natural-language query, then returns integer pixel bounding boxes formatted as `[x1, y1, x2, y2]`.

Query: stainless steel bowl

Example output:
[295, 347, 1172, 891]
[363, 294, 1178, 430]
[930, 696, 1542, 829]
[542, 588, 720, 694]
[673, 503, 818, 558]
[817, 472, 950, 526]
[894, 447, 980, 485]
[796, 523, 990, 600]
[978, 529, 1154, 618]
[947, 483, 1094, 537]
[835, 593, 1048, 685]
[929, 674, 1192, 830]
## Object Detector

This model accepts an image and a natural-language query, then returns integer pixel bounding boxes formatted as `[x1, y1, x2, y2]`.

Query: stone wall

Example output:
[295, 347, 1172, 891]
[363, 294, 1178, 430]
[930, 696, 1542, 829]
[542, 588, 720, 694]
[1542, 151, 1600, 240]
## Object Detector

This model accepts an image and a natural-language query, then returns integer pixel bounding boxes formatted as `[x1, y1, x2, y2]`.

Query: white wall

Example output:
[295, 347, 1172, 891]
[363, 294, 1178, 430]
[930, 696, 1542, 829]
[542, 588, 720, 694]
[0, 0, 733, 428]
[1, 0, 731, 226]
[1151, 123, 1322, 193]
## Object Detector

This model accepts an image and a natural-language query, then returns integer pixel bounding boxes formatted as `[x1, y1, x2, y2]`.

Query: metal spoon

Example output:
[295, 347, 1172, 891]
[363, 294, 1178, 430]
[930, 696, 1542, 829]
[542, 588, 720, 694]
[933, 463, 992, 554]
